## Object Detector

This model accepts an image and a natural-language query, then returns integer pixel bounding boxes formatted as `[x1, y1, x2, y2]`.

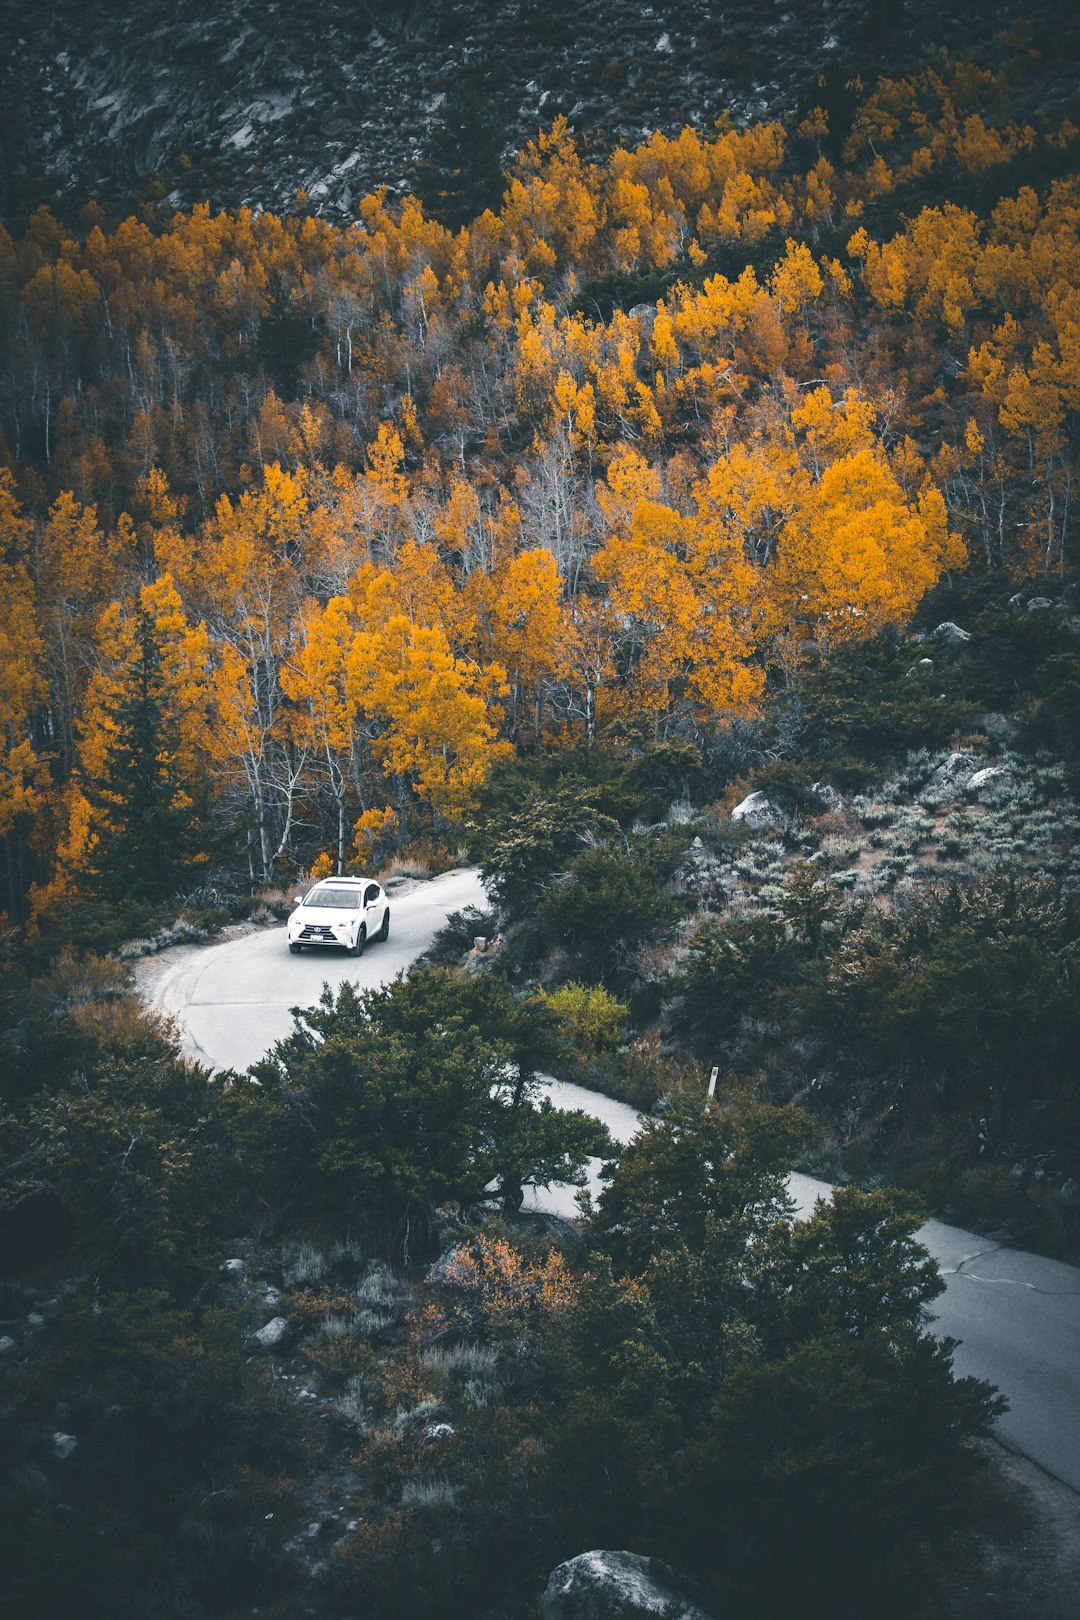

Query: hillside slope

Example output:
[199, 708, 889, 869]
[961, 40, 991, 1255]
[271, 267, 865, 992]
[4, 0, 1078, 225]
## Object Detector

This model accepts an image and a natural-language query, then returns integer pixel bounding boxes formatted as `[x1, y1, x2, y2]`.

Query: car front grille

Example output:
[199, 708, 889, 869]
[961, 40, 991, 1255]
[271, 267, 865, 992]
[298, 924, 338, 941]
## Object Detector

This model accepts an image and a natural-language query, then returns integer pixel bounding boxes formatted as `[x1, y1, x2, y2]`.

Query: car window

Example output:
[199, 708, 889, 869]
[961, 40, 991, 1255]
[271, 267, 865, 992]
[364, 884, 380, 904]
[307, 887, 361, 909]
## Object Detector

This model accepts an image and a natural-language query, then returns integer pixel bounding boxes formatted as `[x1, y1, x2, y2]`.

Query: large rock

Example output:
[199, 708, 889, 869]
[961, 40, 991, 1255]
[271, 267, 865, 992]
[425, 1245, 466, 1286]
[730, 791, 780, 828]
[543, 1551, 718, 1620]
[627, 303, 657, 333]
[931, 620, 972, 645]
[252, 1315, 288, 1348]
[967, 765, 1007, 791]
[922, 750, 982, 799]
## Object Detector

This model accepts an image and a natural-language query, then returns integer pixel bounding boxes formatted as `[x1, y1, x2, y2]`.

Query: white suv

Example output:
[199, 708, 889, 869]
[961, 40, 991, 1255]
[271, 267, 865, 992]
[287, 876, 390, 956]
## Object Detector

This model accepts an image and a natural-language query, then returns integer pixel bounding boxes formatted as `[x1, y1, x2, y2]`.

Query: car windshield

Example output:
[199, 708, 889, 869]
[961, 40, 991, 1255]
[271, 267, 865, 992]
[305, 887, 361, 909]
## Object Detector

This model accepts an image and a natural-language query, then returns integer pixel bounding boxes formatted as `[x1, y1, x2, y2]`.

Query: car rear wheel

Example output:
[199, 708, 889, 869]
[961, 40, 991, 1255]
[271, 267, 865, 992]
[377, 909, 390, 942]
[349, 924, 366, 958]
[289, 942, 302, 954]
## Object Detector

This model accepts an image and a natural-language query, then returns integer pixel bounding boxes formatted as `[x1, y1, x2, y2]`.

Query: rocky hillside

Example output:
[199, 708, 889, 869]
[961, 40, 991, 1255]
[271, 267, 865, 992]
[4, 0, 1078, 226]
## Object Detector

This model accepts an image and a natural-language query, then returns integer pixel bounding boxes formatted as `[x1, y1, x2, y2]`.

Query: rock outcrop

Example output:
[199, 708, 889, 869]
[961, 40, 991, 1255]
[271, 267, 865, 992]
[3, 0, 1060, 228]
[543, 1550, 718, 1620]
[730, 791, 781, 828]
[252, 1315, 288, 1348]
[967, 765, 1007, 791]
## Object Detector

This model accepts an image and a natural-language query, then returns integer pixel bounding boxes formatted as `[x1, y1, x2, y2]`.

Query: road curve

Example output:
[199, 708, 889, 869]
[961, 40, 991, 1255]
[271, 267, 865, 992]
[140, 868, 1080, 1495]
[149, 867, 488, 1071]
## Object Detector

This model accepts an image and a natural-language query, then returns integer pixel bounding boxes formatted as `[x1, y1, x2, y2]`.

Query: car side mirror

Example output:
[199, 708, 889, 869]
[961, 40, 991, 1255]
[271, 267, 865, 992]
[293, 896, 303, 906]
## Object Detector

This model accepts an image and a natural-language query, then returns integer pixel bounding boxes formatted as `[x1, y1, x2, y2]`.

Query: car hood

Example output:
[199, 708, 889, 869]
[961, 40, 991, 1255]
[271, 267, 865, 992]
[291, 905, 360, 923]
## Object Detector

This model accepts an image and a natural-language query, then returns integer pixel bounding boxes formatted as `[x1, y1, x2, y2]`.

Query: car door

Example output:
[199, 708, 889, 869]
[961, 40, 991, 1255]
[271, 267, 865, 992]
[363, 883, 381, 926]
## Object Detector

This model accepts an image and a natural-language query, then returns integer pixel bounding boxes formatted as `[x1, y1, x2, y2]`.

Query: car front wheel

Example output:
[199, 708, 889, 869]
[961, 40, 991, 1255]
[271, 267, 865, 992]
[289, 942, 302, 954]
[377, 909, 390, 942]
[349, 925, 366, 958]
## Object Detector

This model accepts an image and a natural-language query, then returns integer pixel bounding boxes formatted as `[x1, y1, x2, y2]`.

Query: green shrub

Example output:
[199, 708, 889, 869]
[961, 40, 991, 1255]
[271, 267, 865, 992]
[475, 780, 623, 912]
[743, 759, 830, 818]
[797, 631, 973, 763]
[546, 1107, 1005, 1617]
[223, 970, 611, 1249]
[538, 981, 629, 1055]
[424, 905, 498, 966]
[180, 903, 231, 934]
[589, 1033, 699, 1112]
[539, 846, 669, 986]
[623, 740, 708, 811]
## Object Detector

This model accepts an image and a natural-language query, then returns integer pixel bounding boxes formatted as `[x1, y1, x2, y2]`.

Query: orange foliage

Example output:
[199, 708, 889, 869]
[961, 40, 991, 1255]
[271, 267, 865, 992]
[3, 62, 1073, 912]
[438, 1236, 579, 1330]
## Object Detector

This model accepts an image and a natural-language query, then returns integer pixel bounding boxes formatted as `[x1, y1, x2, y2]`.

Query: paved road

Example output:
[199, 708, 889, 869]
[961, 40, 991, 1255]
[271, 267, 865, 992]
[141, 868, 1080, 1495]
[918, 1217, 1080, 1491]
[149, 868, 489, 1071]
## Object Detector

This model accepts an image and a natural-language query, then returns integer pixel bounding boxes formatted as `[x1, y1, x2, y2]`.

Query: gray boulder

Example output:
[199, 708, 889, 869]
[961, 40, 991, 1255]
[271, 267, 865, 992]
[52, 1432, 78, 1459]
[627, 303, 657, 333]
[0, 1335, 15, 1354]
[922, 750, 982, 800]
[730, 790, 780, 828]
[426, 1245, 466, 1286]
[1027, 597, 1054, 611]
[967, 765, 1006, 791]
[252, 1315, 288, 1348]
[543, 1551, 717, 1620]
[931, 621, 971, 646]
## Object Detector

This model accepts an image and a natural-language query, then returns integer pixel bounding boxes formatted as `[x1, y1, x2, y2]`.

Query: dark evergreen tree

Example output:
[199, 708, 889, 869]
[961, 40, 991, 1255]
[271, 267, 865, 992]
[414, 82, 507, 230]
[223, 969, 611, 1251]
[256, 273, 319, 395]
[82, 604, 209, 908]
[544, 1103, 1007, 1619]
